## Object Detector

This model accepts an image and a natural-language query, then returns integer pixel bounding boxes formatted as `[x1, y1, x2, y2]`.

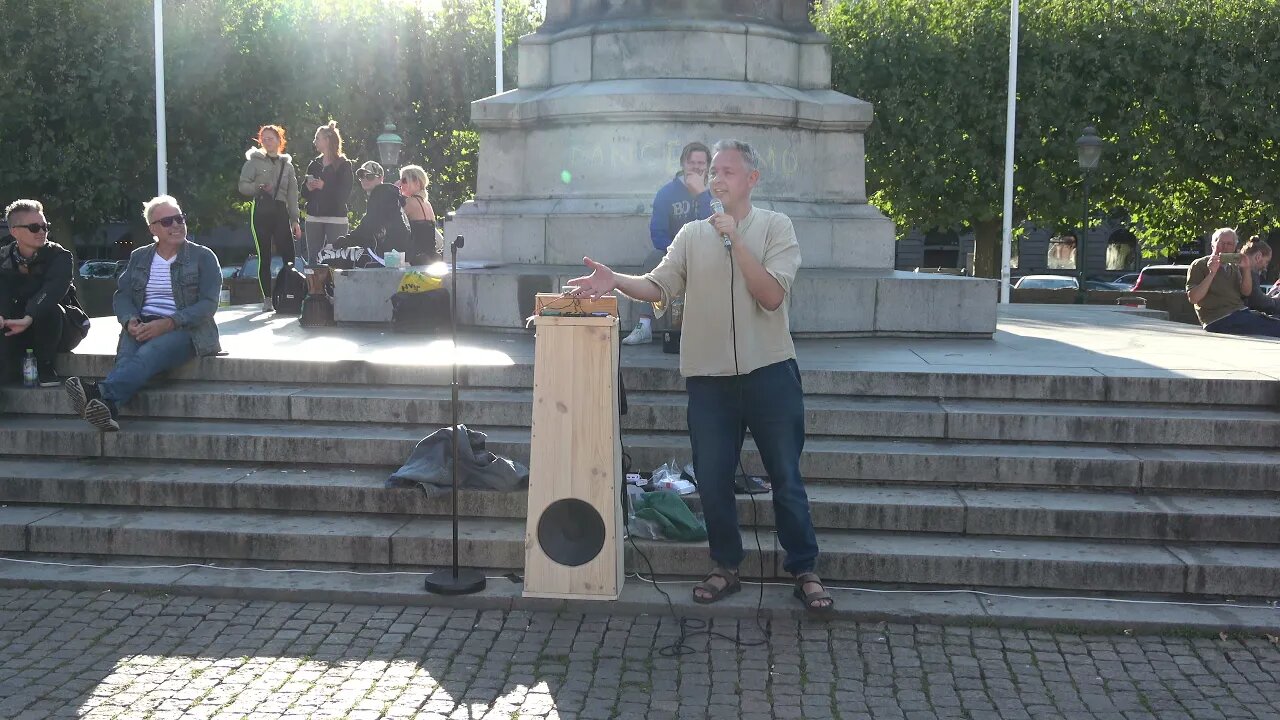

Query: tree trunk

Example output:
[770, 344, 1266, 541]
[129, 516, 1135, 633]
[971, 219, 1002, 279]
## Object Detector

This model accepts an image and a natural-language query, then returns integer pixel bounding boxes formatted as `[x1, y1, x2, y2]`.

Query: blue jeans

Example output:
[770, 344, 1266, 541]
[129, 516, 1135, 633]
[686, 358, 819, 575]
[100, 329, 196, 408]
[1204, 308, 1280, 337]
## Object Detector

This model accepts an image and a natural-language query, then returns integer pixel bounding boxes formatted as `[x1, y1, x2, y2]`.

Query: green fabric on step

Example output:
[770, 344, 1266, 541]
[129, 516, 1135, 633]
[633, 490, 707, 542]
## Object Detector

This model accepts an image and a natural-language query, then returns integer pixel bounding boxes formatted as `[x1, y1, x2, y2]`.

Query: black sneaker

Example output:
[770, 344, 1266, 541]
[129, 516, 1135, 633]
[37, 363, 61, 388]
[63, 376, 102, 417]
[84, 398, 119, 432]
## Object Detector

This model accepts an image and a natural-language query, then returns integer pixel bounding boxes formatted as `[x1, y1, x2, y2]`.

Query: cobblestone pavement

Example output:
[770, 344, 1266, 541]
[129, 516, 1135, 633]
[2, 588, 1280, 720]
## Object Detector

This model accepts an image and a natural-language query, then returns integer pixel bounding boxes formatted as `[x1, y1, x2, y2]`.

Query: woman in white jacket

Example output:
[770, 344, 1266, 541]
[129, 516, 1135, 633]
[238, 124, 301, 312]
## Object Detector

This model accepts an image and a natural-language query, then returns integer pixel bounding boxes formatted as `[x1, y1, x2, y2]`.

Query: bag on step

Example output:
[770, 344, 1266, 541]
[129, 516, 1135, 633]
[391, 287, 450, 334]
[271, 262, 307, 315]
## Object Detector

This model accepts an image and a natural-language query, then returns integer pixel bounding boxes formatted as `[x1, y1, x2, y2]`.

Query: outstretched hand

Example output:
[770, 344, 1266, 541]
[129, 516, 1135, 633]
[565, 256, 616, 299]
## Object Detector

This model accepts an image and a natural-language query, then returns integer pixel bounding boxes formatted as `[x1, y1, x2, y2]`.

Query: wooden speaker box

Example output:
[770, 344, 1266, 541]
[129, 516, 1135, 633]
[523, 314, 623, 600]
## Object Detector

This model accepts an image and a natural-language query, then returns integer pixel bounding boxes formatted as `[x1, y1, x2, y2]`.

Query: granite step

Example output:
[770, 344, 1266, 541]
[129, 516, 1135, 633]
[6, 415, 1280, 494]
[5, 382, 1279, 446]
[1, 504, 1275, 597]
[48, 351, 1280, 405]
[2, 458, 1278, 544]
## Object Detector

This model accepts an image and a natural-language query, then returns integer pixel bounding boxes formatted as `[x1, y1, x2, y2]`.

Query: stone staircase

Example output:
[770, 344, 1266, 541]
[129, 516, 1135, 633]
[3, 351, 1280, 602]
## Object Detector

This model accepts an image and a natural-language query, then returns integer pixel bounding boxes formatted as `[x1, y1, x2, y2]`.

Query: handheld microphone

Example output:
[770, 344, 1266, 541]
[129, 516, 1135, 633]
[709, 198, 731, 250]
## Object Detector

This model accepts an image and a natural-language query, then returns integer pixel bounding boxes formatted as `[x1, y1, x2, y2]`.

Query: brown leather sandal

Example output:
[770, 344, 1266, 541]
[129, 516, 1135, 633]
[793, 572, 834, 612]
[692, 567, 741, 604]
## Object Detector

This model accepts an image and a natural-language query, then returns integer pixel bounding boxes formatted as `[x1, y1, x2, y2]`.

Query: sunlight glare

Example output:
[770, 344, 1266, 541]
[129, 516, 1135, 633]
[407, 0, 445, 16]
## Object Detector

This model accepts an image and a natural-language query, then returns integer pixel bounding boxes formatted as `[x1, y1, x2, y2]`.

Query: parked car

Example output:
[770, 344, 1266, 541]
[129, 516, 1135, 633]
[1113, 273, 1139, 289]
[1014, 275, 1078, 290]
[237, 255, 284, 283]
[1131, 265, 1191, 291]
[78, 260, 120, 279]
[1013, 275, 1129, 291]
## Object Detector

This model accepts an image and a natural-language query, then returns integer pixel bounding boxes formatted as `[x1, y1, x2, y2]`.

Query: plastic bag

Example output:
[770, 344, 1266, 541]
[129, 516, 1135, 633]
[398, 270, 443, 294]
[650, 459, 694, 494]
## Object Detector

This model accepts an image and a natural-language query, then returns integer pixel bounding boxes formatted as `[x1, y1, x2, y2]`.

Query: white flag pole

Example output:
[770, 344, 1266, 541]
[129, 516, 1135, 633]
[999, 0, 1020, 303]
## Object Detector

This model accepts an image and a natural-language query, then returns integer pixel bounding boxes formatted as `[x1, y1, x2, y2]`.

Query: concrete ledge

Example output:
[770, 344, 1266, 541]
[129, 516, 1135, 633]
[436, 264, 998, 336]
[471, 79, 874, 131]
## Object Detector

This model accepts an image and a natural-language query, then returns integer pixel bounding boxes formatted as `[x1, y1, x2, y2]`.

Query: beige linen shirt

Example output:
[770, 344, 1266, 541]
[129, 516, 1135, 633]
[643, 207, 800, 377]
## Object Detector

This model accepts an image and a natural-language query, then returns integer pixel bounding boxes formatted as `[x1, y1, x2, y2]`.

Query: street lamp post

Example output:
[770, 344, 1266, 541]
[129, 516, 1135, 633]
[376, 122, 404, 178]
[1075, 125, 1103, 304]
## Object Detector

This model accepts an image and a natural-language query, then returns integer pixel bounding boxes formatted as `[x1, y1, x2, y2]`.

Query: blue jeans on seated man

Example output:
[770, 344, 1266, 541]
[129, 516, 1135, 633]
[98, 328, 196, 414]
[1204, 308, 1280, 338]
[686, 358, 819, 576]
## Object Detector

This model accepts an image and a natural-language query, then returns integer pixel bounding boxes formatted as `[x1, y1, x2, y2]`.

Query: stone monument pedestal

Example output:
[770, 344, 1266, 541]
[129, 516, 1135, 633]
[447, 3, 997, 336]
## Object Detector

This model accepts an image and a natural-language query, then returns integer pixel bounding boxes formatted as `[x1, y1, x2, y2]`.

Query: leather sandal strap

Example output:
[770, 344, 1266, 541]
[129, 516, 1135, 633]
[794, 571, 820, 585]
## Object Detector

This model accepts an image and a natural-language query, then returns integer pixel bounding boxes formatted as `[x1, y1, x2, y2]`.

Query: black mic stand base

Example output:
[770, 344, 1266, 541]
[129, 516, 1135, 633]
[423, 568, 487, 595]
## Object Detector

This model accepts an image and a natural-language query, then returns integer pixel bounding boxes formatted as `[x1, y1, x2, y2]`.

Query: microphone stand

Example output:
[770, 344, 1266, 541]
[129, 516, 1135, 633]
[424, 233, 487, 596]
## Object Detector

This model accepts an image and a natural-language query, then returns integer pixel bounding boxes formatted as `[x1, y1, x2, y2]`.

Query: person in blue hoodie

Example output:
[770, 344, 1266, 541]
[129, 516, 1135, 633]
[624, 142, 713, 345]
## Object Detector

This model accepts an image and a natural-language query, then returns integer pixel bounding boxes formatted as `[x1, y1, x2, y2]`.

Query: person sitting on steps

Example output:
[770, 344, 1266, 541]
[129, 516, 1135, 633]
[0, 199, 90, 387]
[63, 196, 222, 432]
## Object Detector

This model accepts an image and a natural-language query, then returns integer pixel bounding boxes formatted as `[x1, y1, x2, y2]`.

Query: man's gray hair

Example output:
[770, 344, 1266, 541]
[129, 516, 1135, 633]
[712, 139, 759, 171]
[4, 199, 43, 224]
[1211, 227, 1238, 245]
[142, 195, 181, 223]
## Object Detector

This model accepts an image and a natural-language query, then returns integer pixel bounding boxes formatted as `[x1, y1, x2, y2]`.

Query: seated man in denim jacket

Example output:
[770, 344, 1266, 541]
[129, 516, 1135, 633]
[64, 195, 222, 431]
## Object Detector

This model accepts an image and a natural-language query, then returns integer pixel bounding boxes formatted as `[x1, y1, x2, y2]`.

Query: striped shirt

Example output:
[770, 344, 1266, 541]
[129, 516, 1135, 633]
[141, 252, 178, 317]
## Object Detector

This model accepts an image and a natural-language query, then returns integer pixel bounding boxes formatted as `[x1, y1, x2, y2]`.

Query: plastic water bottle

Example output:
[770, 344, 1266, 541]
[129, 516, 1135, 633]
[22, 349, 38, 388]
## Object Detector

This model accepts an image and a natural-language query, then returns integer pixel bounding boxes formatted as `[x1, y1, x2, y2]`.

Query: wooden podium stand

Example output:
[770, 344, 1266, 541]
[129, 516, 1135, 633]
[523, 311, 623, 600]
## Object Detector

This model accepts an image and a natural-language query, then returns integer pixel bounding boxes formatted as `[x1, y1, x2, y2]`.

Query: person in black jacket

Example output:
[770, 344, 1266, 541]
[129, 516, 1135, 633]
[300, 120, 355, 262]
[0, 199, 89, 386]
[337, 161, 410, 255]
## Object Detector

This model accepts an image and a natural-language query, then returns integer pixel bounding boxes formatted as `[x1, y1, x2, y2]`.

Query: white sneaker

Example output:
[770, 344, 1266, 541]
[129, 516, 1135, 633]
[622, 324, 652, 345]
[262, 298, 274, 313]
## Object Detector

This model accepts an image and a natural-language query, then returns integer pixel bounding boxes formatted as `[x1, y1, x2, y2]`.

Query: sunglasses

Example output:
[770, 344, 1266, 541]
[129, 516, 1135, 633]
[12, 222, 51, 234]
[150, 213, 187, 228]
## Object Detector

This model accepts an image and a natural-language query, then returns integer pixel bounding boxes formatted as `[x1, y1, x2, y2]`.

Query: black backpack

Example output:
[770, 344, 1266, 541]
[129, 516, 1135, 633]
[391, 288, 451, 334]
[272, 263, 307, 315]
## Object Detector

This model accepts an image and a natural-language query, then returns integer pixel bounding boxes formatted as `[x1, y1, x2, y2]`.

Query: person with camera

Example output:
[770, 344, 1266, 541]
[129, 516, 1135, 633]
[624, 141, 713, 345]
[1187, 227, 1280, 337]
[238, 124, 301, 312]
[63, 196, 221, 432]
[567, 140, 832, 612]
[300, 120, 354, 263]
[0, 199, 90, 387]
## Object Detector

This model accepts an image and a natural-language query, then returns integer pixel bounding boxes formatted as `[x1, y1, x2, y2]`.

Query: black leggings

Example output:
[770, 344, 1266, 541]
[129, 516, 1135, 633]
[251, 198, 295, 298]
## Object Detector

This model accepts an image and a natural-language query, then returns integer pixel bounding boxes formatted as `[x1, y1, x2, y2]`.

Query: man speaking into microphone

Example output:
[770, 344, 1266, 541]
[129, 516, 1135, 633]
[567, 139, 832, 612]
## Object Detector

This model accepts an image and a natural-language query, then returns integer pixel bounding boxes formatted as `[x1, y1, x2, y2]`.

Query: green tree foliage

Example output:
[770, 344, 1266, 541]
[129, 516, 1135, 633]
[0, 0, 541, 245]
[815, 0, 1280, 273]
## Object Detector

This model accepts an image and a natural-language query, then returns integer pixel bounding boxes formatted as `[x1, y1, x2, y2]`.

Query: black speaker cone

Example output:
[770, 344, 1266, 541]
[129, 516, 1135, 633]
[536, 498, 606, 567]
